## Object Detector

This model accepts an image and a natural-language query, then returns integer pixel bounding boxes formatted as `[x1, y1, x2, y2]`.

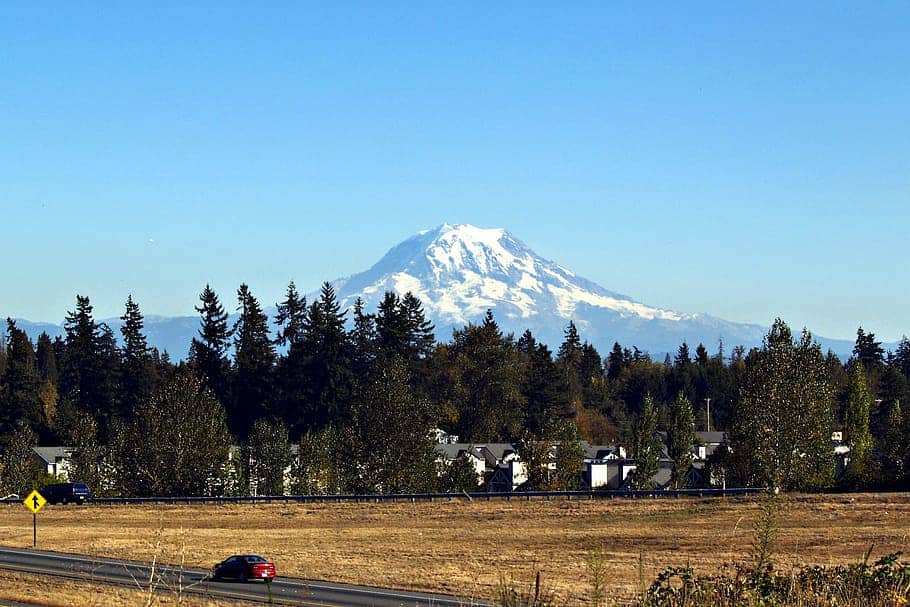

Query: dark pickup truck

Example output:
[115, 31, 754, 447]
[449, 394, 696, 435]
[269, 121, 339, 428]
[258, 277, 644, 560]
[40, 482, 90, 505]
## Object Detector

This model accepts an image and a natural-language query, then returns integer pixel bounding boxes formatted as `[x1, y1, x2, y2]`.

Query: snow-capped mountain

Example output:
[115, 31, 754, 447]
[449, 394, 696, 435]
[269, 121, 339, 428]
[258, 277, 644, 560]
[10, 223, 867, 359]
[329, 223, 771, 355]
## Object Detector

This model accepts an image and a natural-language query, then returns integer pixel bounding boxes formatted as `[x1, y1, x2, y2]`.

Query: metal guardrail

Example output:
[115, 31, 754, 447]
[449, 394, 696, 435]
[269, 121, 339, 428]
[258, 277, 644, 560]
[76, 487, 764, 505]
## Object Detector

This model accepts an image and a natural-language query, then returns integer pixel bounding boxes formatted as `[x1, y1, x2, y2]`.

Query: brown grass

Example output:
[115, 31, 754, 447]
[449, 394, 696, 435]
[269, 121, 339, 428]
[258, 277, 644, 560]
[1, 493, 908, 605]
[0, 570, 244, 606]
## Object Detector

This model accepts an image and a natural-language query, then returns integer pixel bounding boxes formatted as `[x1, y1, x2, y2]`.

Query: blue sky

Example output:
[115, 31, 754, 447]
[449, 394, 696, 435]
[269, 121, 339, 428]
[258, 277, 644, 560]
[2, 3, 908, 341]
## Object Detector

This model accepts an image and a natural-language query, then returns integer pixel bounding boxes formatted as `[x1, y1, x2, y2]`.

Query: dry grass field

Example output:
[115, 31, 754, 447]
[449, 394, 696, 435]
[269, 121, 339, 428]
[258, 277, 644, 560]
[1, 493, 909, 605]
[0, 570, 244, 607]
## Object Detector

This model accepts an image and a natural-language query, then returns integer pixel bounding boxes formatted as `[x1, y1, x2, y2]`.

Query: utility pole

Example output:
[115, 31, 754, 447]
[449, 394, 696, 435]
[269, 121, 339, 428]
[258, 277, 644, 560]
[705, 397, 711, 433]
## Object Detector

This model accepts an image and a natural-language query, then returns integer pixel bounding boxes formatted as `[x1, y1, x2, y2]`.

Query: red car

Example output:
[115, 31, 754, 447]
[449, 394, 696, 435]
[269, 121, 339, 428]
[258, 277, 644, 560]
[212, 554, 276, 583]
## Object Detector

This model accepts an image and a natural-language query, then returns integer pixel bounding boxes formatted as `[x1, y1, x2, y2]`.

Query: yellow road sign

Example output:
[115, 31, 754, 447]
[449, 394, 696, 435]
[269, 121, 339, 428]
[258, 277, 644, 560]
[23, 490, 46, 514]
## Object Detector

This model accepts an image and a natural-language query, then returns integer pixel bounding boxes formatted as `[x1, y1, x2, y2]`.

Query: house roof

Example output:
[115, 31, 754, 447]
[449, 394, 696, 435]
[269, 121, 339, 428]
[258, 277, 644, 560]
[435, 444, 485, 461]
[580, 441, 623, 460]
[696, 431, 726, 444]
[32, 446, 72, 464]
[474, 443, 517, 466]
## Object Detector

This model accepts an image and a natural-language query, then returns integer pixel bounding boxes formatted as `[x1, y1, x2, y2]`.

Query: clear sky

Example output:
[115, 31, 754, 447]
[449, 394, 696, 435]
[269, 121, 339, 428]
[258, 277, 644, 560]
[2, 3, 908, 342]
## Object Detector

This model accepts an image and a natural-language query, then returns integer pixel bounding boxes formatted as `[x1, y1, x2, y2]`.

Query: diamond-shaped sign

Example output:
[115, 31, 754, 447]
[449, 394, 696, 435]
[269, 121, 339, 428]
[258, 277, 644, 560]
[23, 490, 46, 514]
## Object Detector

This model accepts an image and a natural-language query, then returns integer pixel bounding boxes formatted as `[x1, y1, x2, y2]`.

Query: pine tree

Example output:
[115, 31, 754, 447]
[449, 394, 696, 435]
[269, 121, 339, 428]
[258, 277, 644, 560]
[843, 362, 874, 486]
[232, 284, 276, 439]
[118, 295, 157, 421]
[445, 310, 525, 442]
[36, 332, 58, 384]
[274, 281, 307, 349]
[667, 392, 696, 489]
[606, 342, 628, 382]
[854, 327, 885, 368]
[35, 332, 60, 432]
[694, 343, 710, 367]
[61, 296, 119, 439]
[0, 319, 44, 436]
[892, 337, 910, 379]
[375, 292, 408, 358]
[557, 321, 583, 368]
[729, 319, 835, 491]
[293, 282, 353, 435]
[522, 342, 572, 437]
[349, 297, 377, 377]
[188, 284, 232, 406]
[629, 394, 660, 489]
[402, 292, 436, 362]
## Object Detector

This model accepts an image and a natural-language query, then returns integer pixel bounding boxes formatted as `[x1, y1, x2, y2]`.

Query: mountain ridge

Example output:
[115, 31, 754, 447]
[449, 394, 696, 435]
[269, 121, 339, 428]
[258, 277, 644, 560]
[8, 224, 878, 359]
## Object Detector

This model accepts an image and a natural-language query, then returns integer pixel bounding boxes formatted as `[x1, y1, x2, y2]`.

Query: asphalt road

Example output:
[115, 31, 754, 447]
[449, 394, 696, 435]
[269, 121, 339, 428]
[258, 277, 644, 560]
[0, 547, 487, 606]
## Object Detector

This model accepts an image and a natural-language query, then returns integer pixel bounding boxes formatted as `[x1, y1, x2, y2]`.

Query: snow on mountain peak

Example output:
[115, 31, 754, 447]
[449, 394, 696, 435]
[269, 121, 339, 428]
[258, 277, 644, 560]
[333, 223, 685, 331]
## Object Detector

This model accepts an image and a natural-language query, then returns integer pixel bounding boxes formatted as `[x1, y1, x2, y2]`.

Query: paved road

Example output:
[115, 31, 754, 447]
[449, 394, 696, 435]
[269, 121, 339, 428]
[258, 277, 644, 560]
[0, 547, 487, 606]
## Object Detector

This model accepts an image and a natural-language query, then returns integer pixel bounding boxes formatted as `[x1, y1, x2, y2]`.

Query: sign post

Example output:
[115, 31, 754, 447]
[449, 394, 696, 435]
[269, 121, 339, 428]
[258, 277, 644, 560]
[23, 490, 47, 548]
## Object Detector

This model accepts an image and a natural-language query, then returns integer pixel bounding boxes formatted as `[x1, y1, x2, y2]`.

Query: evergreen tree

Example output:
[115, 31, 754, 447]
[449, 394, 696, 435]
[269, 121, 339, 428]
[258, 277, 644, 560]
[374, 291, 436, 391]
[629, 394, 660, 489]
[517, 329, 537, 355]
[349, 297, 377, 377]
[292, 282, 353, 435]
[60, 296, 118, 438]
[36, 332, 58, 384]
[842, 362, 874, 486]
[854, 327, 885, 368]
[0, 339, 7, 379]
[245, 418, 292, 496]
[274, 281, 307, 349]
[375, 292, 409, 359]
[444, 311, 525, 442]
[401, 292, 436, 362]
[606, 342, 628, 382]
[694, 343, 710, 367]
[232, 284, 277, 439]
[35, 332, 60, 434]
[0, 319, 44, 436]
[118, 295, 157, 421]
[667, 392, 696, 489]
[522, 342, 572, 437]
[188, 284, 232, 406]
[892, 337, 910, 379]
[675, 342, 692, 368]
[729, 319, 835, 491]
[669, 341, 696, 403]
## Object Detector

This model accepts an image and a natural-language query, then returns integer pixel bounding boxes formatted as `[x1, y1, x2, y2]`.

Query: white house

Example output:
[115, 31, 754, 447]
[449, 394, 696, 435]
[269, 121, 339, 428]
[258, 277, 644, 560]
[31, 446, 74, 480]
[434, 443, 487, 485]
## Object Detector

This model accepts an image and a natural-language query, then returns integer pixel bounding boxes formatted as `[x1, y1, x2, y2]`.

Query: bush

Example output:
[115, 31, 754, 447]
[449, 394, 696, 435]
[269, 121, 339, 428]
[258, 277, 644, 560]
[638, 552, 910, 607]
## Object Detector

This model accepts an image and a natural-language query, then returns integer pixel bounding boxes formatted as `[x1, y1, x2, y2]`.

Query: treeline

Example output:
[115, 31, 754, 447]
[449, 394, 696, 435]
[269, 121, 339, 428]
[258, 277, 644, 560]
[1, 281, 909, 495]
